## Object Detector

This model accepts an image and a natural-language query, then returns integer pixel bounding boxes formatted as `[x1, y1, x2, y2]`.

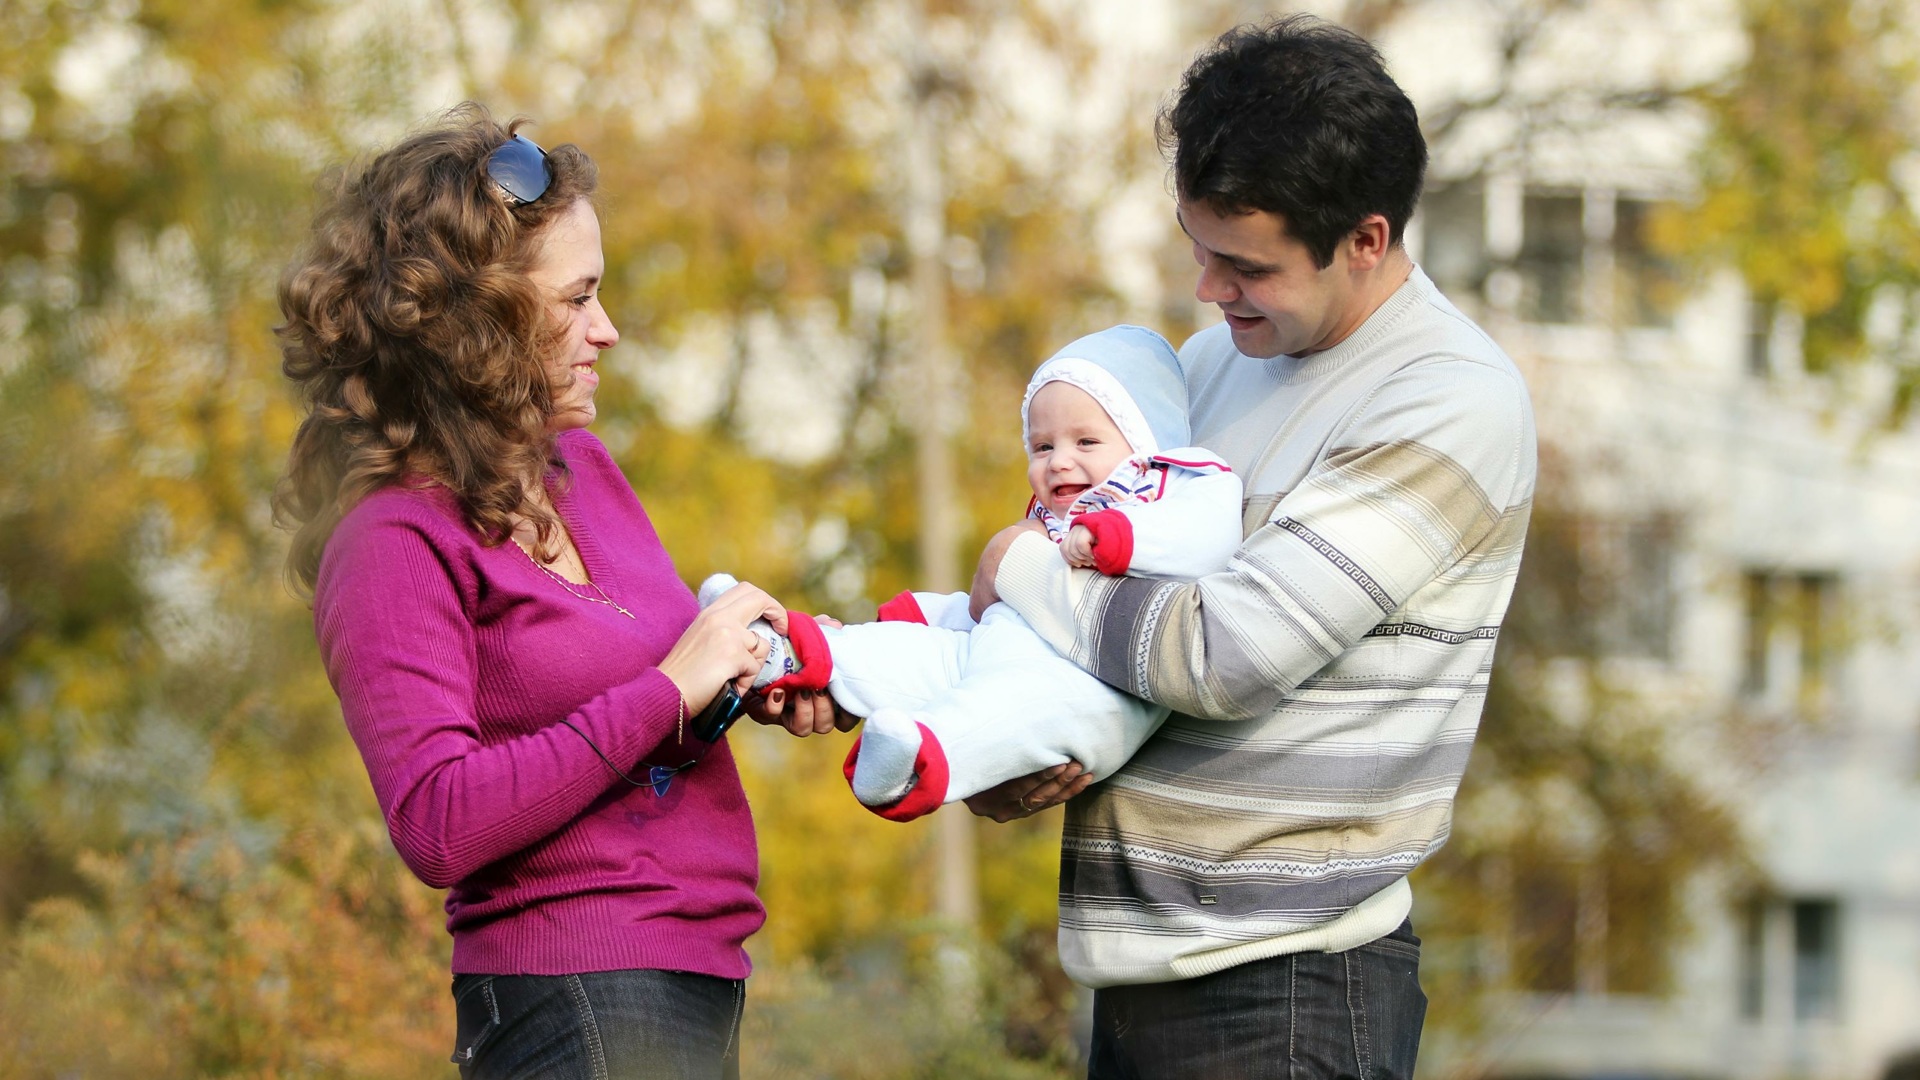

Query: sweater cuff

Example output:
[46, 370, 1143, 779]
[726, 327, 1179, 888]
[993, 531, 1086, 654]
[624, 667, 695, 764]
[996, 530, 1066, 610]
[1076, 510, 1134, 575]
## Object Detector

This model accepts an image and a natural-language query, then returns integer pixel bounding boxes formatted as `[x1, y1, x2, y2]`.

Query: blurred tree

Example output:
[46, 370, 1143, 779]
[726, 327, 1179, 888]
[0, 0, 1133, 1074]
[0, 0, 466, 1074]
[1677, 0, 1920, 411]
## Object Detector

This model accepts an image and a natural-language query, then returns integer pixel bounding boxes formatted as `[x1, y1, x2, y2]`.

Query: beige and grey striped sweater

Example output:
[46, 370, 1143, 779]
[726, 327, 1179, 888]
[996, 268, 1536, 988]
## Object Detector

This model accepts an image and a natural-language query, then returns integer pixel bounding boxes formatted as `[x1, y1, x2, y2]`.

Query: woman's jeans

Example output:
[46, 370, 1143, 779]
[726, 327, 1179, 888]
[1087, 919, 1426, 1080]
[450, 969, 744, 1080]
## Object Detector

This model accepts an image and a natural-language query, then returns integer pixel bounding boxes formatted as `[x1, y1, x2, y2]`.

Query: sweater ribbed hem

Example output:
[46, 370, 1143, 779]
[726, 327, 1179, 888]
[452, 898, 761, 979]
[1058, 877, 1412, 989]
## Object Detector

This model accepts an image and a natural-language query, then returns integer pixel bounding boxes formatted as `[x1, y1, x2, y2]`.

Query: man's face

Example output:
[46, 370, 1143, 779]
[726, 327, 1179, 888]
[1179, 197, 1356, 359]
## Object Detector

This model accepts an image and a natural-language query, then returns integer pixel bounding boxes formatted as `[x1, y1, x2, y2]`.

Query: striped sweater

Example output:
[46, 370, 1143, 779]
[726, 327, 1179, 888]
[995, 268, 1536, 988]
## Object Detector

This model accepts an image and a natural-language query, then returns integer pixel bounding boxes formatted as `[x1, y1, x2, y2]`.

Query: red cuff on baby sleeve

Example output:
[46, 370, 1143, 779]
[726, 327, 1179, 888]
[876, 590, 928, 624]
[765, 610, 833, 693]
[1076, 510, 1135, 576]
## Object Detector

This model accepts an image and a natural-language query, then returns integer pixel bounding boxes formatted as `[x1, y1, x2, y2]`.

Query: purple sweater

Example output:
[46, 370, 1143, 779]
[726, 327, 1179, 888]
[314, 430, 763, 978]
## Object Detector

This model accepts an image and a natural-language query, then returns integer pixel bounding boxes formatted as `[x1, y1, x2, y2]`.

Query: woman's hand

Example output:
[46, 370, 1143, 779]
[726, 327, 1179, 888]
[969, 519, 1048, 621]
[745, 615, 860, 736]
[657, 581, 788, 715]
[963, 761, 1094, 822]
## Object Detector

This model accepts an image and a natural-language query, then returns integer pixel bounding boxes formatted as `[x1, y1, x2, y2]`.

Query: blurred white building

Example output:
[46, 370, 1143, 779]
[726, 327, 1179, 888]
[1399, 84, 1920, 1080]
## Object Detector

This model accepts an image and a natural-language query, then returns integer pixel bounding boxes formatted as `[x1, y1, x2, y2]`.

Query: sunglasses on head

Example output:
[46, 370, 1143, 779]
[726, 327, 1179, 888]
[486, 133, 553, 207]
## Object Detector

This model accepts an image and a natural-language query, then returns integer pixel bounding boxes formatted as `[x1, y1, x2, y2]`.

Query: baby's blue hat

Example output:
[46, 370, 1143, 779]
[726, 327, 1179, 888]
[1021, 324, 1188, 456]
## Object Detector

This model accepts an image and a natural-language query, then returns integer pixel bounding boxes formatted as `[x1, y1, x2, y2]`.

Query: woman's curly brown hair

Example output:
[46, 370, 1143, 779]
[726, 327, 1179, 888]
[273, 104, 598, 593]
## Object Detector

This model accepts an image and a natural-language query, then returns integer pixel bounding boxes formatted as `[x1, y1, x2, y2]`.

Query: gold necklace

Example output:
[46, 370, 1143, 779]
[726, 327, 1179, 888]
[515, 539, 635, 619]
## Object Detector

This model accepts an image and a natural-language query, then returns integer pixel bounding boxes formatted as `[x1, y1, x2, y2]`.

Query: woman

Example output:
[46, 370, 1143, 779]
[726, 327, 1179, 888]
[274, 107, 822, 1079]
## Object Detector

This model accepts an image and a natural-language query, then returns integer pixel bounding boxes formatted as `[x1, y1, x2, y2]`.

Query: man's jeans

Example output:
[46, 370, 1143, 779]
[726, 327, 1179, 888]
[450, 968, 744, 1080]
[1087, 919, 1426, 1079]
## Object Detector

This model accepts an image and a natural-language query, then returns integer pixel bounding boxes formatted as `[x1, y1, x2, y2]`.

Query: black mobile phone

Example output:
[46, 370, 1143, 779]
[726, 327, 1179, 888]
[690, 685, 748, 743]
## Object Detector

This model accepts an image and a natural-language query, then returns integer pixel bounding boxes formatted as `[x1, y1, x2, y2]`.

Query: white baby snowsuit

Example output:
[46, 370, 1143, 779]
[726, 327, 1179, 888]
[824, 325, 1245, 820]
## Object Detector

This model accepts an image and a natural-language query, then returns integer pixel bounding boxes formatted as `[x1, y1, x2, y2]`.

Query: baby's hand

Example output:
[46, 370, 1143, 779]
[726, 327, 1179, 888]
[1063, 525, 1098, 568]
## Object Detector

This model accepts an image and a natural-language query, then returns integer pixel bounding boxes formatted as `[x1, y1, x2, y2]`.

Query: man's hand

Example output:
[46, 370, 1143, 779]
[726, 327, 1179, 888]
[963, 761, 1094, 822]
[1062, 525, 1098, 568]
[970, 520, 1048, 621]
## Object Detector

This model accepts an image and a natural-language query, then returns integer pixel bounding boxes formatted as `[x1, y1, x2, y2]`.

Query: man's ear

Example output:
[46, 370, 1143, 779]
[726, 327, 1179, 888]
[1346, 214, 1393, 272]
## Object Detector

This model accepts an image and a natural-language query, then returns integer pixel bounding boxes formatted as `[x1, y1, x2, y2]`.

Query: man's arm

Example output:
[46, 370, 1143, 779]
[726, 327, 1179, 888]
[994, 360, 1535, 721]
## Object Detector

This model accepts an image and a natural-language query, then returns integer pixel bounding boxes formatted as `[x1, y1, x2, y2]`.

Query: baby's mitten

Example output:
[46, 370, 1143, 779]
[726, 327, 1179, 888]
[697, 573, 798, 690]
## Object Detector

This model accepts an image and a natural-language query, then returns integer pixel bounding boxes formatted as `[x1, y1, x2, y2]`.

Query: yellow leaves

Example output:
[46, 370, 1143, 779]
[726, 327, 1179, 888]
[736, 732, 928, 964]
[1677, 0, 1920, 375]
[0, 833, 451, 1079]
[1, 1, 1126, 1071]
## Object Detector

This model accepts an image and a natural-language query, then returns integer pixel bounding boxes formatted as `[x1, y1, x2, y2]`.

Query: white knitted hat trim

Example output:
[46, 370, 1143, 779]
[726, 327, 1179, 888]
[1019, 356, 1158, 457]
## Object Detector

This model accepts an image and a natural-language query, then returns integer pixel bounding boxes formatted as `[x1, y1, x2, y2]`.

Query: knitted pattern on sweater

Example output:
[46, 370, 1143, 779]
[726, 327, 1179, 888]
[995, 269, 1536, 987]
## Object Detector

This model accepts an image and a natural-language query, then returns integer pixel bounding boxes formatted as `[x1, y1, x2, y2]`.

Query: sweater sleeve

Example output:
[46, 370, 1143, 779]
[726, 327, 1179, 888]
[315, 512, 685, 889]
[996, 358, 1535, 720]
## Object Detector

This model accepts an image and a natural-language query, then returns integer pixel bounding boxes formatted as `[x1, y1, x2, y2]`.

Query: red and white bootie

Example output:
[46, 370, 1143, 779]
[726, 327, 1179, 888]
[842, 711, 950, 822]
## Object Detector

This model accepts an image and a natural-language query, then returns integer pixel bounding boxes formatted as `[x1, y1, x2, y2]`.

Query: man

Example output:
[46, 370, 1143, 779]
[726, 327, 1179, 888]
[969, 15, 1537, 1078]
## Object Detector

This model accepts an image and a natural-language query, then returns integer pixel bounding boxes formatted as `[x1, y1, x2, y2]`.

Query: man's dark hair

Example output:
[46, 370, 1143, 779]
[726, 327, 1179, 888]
[1160, 14, 1426, 268]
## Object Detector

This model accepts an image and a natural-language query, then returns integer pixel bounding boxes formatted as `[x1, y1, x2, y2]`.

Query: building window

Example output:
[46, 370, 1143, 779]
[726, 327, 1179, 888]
[1519, 192, 1585, 323]
[1512, 859, 1579, 993]
[1747, 299, 1775, 377]
[1737, 895, 1766, 1019]
[1583, 517, 1676, 659]
[1504, 854, 1676, 997]
[1740, 570, 1840, 709]
[1508, 512, 1677, 661]
[1793, 899, 1841, 1020]
[1737, 894, 1844, 1024]
[1421, 182, 1489, 305]
[1614, 199, 1683, 327]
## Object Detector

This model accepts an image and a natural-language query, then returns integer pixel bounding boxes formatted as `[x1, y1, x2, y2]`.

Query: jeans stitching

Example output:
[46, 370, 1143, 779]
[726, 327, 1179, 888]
[564, 974, 609, 1080]
[721, 979, 743, 1062]
[1348, 950, 1372, 1079]
[450, 979, 500, 1066]
[1372, 938, 1421, 961]
[1287, 954, 1298, 1080]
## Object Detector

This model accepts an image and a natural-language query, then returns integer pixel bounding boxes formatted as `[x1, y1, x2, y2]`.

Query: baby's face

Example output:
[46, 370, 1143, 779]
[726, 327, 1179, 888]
[1026, 380, 1136, 518]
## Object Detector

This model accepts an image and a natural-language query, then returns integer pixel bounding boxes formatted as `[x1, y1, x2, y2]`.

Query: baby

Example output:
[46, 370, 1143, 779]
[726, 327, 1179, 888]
[708, 324, 1243, 820]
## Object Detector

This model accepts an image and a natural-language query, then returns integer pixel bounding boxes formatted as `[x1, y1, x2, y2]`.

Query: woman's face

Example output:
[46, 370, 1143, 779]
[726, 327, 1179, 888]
[527, 199, 619, 431]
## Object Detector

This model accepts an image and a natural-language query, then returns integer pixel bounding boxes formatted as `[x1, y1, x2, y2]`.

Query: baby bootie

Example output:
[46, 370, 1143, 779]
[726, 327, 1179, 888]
[843, 709, 950, 822]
